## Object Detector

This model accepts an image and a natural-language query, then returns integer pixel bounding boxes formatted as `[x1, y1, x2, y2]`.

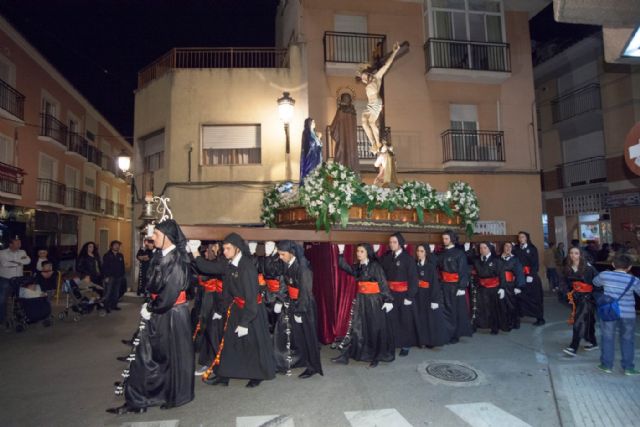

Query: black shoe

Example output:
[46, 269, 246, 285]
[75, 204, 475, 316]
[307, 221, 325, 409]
[449, 337, 459, 344]
[203, 375, 229, 386]
[246, 379, 262, 388]
[116, 356, 128, 362]
[399, 348, 409, 357]
[533, 318, 546, 326]
[298, 369, 316, 379]
[369, 361, 379, 368]
[113, 381, 122, 387]
[490, 330, 499, 335]
[121, 339, 133, 346]
[425, 345, 435, 349]
[106, 404, 146, 415]
[513, 321, 520, 330]
[160, 404, 171, 410]
[112, 307, 121, 311]
[331, 353, 349, 364]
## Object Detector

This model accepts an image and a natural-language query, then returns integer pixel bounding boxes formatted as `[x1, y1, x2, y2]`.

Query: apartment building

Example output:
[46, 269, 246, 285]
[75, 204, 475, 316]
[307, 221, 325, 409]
[536, 31, 640, 247]
[0, 16, 133, 268]
[134, 0, 545, 245]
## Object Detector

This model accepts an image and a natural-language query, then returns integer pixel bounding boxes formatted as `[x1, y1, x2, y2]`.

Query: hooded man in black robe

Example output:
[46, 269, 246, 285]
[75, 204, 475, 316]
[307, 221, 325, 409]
[189, 233, 275, 388]
[380, 232, 420, 356]
[107, 219, 194, 415]
[274, 240, 323, 378]
[512, 231, 545, 326]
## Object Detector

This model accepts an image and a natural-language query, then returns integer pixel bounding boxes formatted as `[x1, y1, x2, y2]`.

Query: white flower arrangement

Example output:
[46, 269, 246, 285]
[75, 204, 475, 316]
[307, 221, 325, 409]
[448, 181, 480, 235]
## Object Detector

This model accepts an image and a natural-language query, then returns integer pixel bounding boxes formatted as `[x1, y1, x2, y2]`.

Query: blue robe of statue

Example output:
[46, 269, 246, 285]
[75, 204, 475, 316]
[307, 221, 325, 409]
[300, 131, 322, 186]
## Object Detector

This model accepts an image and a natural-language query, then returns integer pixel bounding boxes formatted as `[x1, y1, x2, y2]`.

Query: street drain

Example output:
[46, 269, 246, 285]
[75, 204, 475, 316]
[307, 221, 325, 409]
[425, 362, 478, 382]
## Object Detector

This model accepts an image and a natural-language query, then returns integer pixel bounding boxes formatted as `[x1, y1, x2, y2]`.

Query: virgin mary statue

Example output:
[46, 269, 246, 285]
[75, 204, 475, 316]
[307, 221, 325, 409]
[300, 117, 323, 186]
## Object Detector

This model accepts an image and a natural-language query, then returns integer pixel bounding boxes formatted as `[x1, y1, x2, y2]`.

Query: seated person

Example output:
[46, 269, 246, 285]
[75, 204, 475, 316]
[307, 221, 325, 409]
[34, 261, 58, 299]
[64, 271, 105, 313]
[18, 277, 52, 325]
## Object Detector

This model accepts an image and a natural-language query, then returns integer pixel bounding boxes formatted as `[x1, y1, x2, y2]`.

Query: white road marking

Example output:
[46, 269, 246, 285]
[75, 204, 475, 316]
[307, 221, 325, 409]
[344, 409, 413, 427]
[236, 415, 294, 427]
[120, 420, 180, 427]
[446, 402, 532, 427]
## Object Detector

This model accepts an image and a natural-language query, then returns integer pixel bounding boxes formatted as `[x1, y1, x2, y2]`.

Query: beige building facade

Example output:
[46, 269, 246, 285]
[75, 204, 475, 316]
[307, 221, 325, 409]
[0, 16, 133, 269]
[134, 0, 544, 246]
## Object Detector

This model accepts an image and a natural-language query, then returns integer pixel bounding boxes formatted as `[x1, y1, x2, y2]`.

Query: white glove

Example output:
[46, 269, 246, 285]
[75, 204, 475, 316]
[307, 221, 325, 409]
[248, 241, 257, 255]
[274, 302, 283, 314]
[235, 326, 248, 337]
[464, 242, 471, 251]
[431, 302, 439, 310]
[140, 303, 151, 320]
[456, 289, 466, 296]
[526, 276, 534, 283]
[187, 240, 201, 254]
[265, 241, 276, 255]
[403, 298, 413, 306]
[145, 224, 155, 238]
[514, 288, 522, 295]
[381, 302, 393, 313]
[212, 312, 222, 320]
[497, 289, 505, 299]
[429, 244, 436, 252]
[338, 244, 345, 254]
[373, 244, 380, 252]
[294, 315, 303, 324]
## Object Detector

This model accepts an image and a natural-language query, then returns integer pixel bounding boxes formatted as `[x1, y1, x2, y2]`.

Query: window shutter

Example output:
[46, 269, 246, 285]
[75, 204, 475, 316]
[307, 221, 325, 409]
[202, 125, 260, 149]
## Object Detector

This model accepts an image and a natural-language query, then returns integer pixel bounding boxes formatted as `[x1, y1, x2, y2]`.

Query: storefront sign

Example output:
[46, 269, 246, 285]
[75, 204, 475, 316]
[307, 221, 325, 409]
[625, 122, 640, 176]
[604, 192, 640, 208]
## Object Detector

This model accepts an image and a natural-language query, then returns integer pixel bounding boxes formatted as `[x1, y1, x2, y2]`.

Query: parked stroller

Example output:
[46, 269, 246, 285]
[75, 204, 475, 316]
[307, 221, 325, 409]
[58, 275, 106, 322]
[7, 276, 53, 332]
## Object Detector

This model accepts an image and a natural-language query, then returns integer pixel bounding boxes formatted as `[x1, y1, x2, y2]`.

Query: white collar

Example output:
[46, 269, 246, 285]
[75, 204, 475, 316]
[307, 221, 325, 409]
[502, 254, 512, 260]
[162, 245, 176, 256]
[482, 253, 491, 261]
[360, 258, 369, 266]
[231, 252, 242, 267]
[521, 243, 528, 249]
[418, 259, 425, 266]
[288, 255, 296, 268]
[446, 244, 454, 250]
[394, 249, 403, 257]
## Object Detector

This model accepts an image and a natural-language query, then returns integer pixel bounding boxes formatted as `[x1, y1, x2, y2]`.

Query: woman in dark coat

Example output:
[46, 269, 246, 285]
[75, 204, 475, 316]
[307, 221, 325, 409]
[191, 233, 275, 388]
[415, 243, 451, 347]
[512, 231, 545, 326]
[76, 241, 102, 285]
[497, 242, 525, 330]
[334, 243, 395, 367]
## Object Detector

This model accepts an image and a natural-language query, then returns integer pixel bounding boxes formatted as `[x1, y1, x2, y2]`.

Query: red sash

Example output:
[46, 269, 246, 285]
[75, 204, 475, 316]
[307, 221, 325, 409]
[233, 294, 263, 309]
[440, 271, 460, 283]
[504, 271, 515, 282]
[287, 285, 300, 300]
[198, 277, 223, 293]
[150, 290, 187, 305]
[388, 281, 409, 292]
[523, 266, 531, 275]
[572, 281, 593, 293]
[478, 277, 500, 288]
[357, 281, 380, 294]
[418, 280, 430, 289]
[258, 273, 266, 286]
[266, 279, 280, 293]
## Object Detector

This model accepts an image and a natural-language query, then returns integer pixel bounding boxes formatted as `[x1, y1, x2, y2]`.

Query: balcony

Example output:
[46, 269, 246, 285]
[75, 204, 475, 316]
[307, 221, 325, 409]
[39, 113, 68, 149]
[116, 203, 125, 218]
[441, 129, 505, 170]
[424, 38, 511, 84]
[551, 83, 601, 124]
[86, 145, 103, 169]
[101, 155, 117, 176]
[84, 193, 102, 213]
[37, 178, 65, 206]
[561, 156, 607, 188]
[66, 132, 88, 159]
[0, 78, 25, 121]
[326, 125, 390, 163]
[323, 31, 386, 75]
[0, 161, 24, 198]
[105, 199, 115, 216]
[64, 187, 85, 210]
[138, 47, 290, 89]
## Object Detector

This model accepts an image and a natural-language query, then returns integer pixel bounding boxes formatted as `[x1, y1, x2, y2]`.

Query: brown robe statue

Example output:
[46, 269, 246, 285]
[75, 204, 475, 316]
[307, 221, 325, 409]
[330, 93, 359, 173]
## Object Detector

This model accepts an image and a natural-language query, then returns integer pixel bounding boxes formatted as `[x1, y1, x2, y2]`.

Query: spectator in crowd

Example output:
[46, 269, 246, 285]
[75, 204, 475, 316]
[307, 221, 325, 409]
[623, 241, 639, 263]
[136, 238, 155, 296]
[103, 240, 126, 311]
[592, 254, 640, 375]
[544, 242, 559, 291]
[570, 239, 580, 249]
[0, 236, 31, 325]
[18, 276, 52, 326]
[31, 247, 54, 272]
[554, 242, 565, 266]
[585, 240, 599, 263]
[34, 261, 58, 300]
[596, 243, 611, 263]
[76, 242, 102, 286]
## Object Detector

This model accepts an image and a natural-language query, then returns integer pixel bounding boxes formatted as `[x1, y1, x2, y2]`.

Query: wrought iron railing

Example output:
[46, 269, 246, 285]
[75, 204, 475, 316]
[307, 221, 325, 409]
[40, 113, 68, 145]
[105, 199, 115, 216]
[67, 132, 88, 157]
[323, 31, 386, 64]
[325, 125, 390, 160]
[86, 145, 103, 166]
[138, 47, 290, 89]
[37, 178, 65, 205]
[0, 78, 25, 120]
[84, 193, 102, 213]
[551, 83, 601, 123]
[442, 129, 505, 162]
[0, 161, 24, 195]
[562, 156, 607, 187]
[64, 188, 85, 209]
[116, 203, 125, 218]
[424, 38, 511, 73]
[102, 155, 117, 175]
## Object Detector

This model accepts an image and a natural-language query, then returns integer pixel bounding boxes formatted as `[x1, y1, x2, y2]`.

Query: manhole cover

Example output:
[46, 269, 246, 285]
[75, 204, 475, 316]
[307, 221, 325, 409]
[425, 362, 478, 382]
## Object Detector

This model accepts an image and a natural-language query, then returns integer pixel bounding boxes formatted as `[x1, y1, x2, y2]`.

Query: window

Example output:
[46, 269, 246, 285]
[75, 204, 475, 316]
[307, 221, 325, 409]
[426, 0, 504, 42]
[42, 97, 57, 118]
[449, 104, 479, 159]
[140, 130, 164, 172]
[100, 182, 108, 211]
[86, 130, 96, 142]
[38, 153, 57, 180]
[201, 125, 261, 166]
[64, 166, 80, 189]
[0, 133, 13, 165]
[0, 54, 16, 86]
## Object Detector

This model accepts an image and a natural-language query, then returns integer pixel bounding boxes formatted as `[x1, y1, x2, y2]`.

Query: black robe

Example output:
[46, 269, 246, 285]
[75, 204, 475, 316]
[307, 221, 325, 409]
[473, 255, 509, 332]
[512, 244, 544, 320]
[337, 257, 395, 362]
[497, 255, 524, 329]
[416, 259, 451, 346]
[274, 258, 323, 375]
[565, 264, 598, 349]
[194, 255, 275, 381]
[125, 248, 194, 409]
[256, 254, 286, 331]
[380, 250, 421, 348]
[437, 246, 473, 340]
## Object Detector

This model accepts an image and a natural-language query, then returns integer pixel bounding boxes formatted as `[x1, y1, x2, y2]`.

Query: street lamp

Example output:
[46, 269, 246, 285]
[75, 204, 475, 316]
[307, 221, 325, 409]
[117, 153, 131, 175]
[277, 91, 295, 154]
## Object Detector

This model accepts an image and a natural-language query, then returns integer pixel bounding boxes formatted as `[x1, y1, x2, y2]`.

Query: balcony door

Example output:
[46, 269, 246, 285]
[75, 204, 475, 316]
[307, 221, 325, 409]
[333, 14, 369, 63]
[0, 133, 14, 165]
[450, 104, 478, 160]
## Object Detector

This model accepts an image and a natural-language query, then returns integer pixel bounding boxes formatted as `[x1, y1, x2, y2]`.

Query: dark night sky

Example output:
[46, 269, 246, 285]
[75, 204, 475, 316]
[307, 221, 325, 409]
[0, 0, 278, 139]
